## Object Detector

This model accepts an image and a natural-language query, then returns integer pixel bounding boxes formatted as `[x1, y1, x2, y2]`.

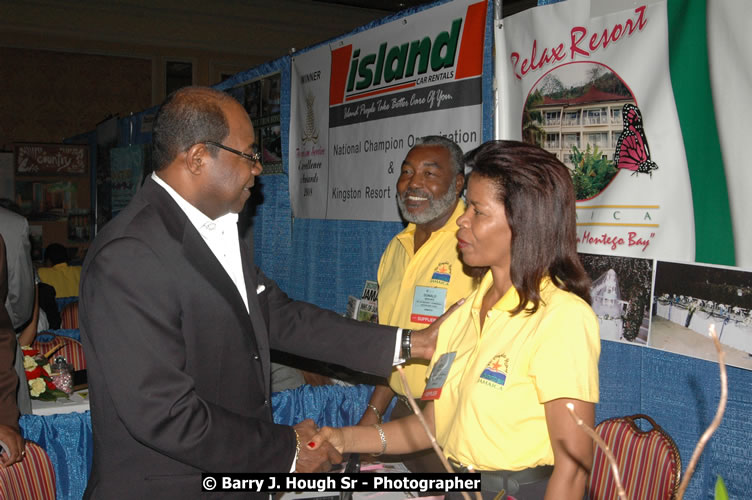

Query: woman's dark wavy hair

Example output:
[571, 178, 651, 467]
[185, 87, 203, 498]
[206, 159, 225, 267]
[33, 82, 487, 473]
[152, 86, 232, 171]
[464, 140, 591, 314]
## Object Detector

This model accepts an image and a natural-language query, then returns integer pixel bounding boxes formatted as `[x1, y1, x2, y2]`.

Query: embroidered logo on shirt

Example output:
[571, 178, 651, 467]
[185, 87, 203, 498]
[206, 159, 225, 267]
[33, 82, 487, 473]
[430, 262, 452, 285]
[479, 354, 508, 389]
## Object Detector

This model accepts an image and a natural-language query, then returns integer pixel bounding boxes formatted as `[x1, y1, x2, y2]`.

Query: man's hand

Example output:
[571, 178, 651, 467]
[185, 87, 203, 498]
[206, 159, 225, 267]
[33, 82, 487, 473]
[0, 424, 25, 468]
[308, 426, 346, 454]
[409, 298, 464, 360]
[293, 419, 342, 472]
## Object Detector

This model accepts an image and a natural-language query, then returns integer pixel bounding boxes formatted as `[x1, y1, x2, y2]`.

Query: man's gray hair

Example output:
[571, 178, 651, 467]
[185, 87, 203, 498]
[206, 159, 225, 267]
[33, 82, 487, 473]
[414, 135, 464, 176]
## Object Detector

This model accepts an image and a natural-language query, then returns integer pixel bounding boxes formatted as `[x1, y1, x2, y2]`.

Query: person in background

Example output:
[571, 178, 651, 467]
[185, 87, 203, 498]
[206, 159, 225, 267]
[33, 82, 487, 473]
[79, 86, 455, 499]
[36, 277, 61, 331]
[16, 272, 42, 347]
[312, 141, 600, 500]
[38, 243, 82, 298]
[357, 136, 476, 474]
[0, 206, 33, 414]
[0, 235, 26, 467]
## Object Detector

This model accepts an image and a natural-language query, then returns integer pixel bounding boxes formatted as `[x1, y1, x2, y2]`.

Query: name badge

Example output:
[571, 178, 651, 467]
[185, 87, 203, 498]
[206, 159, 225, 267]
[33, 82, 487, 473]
[410, 286, 447, 324]
[422, 352, 456, 400]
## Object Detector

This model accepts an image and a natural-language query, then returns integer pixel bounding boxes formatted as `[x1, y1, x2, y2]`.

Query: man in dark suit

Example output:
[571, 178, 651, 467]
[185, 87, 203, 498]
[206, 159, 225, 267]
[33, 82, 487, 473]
[0, 205, 34, 415]
[79, 86, 450, 499]
[0, 235, 26, 468]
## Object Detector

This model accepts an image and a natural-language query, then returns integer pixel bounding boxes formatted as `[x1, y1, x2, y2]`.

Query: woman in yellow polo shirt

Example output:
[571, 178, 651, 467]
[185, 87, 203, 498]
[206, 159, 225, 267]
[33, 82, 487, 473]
[311, 140, 600, 500]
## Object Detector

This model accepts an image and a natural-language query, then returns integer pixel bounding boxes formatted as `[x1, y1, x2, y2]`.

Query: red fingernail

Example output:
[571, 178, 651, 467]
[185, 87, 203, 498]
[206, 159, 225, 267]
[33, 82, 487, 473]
[308, 442, 315, 448]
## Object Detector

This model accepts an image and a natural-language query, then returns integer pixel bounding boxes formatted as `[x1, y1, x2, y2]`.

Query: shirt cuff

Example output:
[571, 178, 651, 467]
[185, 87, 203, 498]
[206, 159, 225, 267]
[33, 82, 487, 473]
[394, 328, 405, 365]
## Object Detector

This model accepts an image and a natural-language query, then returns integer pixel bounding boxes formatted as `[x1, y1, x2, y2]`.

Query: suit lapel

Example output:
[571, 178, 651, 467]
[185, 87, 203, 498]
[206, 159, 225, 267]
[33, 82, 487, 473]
[182, 229, 253, 329]
[142, 178, 258, 347]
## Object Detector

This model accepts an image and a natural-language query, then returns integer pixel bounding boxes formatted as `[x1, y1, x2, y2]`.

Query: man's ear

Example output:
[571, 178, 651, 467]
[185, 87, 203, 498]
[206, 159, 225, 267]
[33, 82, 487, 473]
[454, 172, 464, 196]
[185, 143, 209, 175]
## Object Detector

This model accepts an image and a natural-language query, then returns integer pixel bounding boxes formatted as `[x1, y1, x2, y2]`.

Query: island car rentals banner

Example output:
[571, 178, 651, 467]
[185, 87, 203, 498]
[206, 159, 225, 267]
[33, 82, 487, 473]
[290, 0, 486, 221]
[496, 0, 694, 261]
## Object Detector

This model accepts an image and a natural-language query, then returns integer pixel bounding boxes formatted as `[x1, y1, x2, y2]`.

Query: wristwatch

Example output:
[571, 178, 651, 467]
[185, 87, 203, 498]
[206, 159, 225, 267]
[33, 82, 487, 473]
[401, 329, 412, 360]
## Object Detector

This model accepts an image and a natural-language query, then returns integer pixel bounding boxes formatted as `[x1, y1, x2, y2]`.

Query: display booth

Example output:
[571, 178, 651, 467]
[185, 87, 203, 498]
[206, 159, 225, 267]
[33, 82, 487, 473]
[31, 0, 750, 498]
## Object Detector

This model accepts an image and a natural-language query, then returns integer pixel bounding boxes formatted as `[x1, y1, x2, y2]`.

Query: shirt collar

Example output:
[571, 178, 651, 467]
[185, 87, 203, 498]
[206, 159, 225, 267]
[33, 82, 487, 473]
[473, 272, 554, 313]
[151, 172, 238, 233]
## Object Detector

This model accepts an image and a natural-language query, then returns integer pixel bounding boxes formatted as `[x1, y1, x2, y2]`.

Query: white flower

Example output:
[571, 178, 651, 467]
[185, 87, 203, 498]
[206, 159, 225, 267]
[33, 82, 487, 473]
[29, 378, 46, 398]
[43, 364, 52, 375]
[23, 355, 37, 371]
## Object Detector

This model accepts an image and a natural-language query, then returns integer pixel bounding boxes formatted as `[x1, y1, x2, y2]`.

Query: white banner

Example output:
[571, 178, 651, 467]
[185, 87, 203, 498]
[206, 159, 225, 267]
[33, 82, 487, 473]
[708, 0, 752, 268]
[290, 0, 487, 221]
[290, 46, 331, 219]
[495, 0, 694, 261]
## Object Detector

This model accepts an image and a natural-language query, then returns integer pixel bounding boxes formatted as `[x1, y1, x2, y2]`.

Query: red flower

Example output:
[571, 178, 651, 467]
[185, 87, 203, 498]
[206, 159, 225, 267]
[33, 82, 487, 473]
[25, 365, 44, 380]
[22, 347, 40, 357]
[45, 379, 57, 390]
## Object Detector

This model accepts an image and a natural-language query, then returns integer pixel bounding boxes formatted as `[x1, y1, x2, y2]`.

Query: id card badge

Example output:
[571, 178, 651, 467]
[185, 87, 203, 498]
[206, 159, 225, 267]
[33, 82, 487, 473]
[422, 351, 456, 400]
[411, 286, 447, 324]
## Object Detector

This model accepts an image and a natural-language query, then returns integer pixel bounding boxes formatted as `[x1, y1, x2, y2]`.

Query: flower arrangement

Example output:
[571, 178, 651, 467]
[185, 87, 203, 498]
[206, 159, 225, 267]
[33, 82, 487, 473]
[21, 346, 70, 401]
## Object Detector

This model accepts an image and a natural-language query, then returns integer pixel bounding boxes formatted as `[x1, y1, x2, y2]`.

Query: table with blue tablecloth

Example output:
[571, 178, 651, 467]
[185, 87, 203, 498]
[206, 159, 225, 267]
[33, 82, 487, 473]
[20, 384, 390, 500]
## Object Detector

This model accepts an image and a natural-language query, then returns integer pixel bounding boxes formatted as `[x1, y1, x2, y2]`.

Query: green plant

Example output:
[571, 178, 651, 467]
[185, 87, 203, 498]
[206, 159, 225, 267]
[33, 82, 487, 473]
[621, 295, 646, 341]
[715, 476, 729, 500]
[569, 144, 618, 200]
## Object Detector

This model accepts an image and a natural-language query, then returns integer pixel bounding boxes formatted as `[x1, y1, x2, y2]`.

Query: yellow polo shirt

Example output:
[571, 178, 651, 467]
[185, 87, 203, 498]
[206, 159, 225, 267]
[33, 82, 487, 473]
[38, 262, 82, 298]
[429, 272, 600, 471]
[377, 201, 476, 398]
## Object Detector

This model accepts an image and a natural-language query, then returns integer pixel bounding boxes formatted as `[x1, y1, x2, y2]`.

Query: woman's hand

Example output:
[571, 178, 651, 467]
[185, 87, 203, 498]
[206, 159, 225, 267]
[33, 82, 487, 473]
[308, 426, 346, 454]
[293, 419, 343, 472]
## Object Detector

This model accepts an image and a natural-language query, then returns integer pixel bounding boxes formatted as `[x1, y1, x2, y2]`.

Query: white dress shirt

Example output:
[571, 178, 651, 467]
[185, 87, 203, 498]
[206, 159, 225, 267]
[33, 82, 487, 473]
[152, 173, 248, 312]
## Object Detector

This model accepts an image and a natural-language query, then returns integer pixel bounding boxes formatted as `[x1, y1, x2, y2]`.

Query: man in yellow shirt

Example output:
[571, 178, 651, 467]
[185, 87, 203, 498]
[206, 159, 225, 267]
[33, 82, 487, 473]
[357, 136, 476, 471]
[38, 243, 82, 298]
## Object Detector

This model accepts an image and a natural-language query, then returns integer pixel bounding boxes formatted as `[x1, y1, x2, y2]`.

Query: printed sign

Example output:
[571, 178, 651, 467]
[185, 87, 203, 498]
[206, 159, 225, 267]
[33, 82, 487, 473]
[495, 0, 693, 261]
[290, 0, 487, 221]
[14, 144, 89, 175]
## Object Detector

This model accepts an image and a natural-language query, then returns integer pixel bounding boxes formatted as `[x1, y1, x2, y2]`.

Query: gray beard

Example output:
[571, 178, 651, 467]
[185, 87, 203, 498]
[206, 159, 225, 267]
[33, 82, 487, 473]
[397, 187, 457, 225]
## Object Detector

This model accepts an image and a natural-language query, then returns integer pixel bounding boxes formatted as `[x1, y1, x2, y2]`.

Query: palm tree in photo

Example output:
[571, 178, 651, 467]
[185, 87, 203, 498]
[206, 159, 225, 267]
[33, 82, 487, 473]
[522, 90, 545, 146]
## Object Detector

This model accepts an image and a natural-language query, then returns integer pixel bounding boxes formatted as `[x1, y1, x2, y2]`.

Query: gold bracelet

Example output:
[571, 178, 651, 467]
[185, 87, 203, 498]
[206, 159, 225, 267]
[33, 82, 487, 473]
[372, 423, 387, 456]
[367, 404, 383, 424]
[292, 428, 301, 464]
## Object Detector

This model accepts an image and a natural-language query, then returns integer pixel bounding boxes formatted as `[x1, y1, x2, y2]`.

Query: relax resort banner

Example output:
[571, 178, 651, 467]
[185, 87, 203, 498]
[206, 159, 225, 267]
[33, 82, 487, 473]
[290, 0, 486, 221]
[519, 0, 752, 368]
[496, 0, 695, 261]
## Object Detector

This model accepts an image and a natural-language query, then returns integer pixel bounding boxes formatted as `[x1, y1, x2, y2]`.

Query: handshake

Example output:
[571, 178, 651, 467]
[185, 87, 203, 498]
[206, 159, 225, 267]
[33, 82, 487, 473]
[292, 419, 347, 473]
[291, 299, 465, 473]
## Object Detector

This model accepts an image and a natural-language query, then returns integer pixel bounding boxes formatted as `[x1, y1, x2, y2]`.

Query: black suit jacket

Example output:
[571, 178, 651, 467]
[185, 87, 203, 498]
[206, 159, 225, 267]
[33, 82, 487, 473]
[80, 177, 396, 499]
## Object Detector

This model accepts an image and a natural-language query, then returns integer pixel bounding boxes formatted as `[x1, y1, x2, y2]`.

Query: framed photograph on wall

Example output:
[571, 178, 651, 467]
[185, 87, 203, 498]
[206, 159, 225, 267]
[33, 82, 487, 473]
[227, 73, 283, 175]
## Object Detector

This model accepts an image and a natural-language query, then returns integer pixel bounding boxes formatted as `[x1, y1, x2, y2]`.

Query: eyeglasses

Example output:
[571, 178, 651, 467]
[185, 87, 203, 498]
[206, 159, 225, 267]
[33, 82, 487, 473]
[204, 141, 262, 164]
